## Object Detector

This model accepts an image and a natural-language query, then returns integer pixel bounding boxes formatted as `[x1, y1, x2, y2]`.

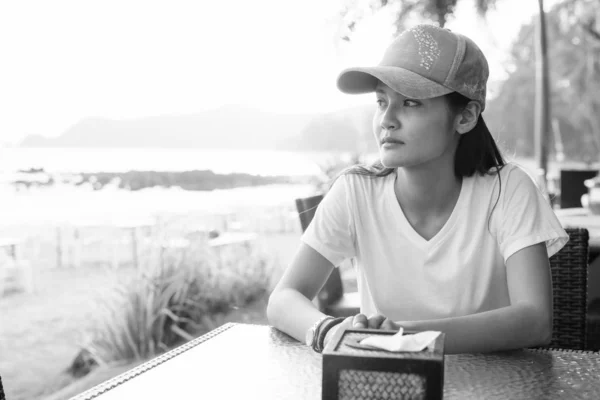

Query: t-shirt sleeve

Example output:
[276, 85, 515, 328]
[301, 175, 356, 267]
[496, 165, 569, 262]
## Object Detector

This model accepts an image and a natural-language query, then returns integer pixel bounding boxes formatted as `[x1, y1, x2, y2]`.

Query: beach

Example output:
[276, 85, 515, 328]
[0, 175, 314, 400]
[0, 148, 328, 400]
[0, 229, 303, 400]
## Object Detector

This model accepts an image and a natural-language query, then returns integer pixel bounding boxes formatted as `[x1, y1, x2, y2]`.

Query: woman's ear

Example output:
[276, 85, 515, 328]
[455, 101, 481, 135]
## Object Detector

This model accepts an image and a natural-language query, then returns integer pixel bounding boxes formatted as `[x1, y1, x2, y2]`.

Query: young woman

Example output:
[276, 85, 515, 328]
[267, 24, 568, 354]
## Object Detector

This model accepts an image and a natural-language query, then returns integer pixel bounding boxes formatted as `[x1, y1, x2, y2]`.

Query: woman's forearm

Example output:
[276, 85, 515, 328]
[267, 288, 328, 343]
[397, 303, 552, 354]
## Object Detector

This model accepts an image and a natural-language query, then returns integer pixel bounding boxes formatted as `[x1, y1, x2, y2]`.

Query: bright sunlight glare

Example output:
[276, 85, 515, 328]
[0, 0, 548, 145]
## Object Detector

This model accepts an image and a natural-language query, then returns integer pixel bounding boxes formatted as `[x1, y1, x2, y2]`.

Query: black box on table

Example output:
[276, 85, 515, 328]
[322, 328, 445, 400]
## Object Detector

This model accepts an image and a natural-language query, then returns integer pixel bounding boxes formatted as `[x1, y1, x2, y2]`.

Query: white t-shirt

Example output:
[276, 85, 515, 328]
[301, 163, 568, 321]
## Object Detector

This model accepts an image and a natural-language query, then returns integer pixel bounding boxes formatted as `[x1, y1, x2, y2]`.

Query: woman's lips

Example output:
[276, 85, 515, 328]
[381, 139, 404, 149]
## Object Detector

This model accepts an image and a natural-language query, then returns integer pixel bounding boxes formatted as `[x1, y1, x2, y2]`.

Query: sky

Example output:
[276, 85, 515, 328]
[0, 0, 551, 145]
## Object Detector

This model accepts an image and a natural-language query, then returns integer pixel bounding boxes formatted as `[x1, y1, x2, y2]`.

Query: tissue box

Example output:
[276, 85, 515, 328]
[322, 328, 445, 400]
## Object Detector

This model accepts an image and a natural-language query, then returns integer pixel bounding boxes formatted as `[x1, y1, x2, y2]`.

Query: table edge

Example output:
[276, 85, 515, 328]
[66, 323, 599, 400]
[68, 323, 237, 400]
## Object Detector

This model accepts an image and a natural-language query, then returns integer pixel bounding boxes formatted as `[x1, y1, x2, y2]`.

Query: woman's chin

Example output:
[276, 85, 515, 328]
[380, 155, 406, 169]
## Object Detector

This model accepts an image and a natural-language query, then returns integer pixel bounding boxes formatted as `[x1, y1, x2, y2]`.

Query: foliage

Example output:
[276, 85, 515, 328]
[550, 0, 600, 159]
[339, 0, 497, 39]
[486, 0, 600, 162]
[77, 238, 274, 371]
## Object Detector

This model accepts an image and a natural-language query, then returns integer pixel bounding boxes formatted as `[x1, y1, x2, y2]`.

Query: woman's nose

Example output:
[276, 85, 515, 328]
[380, 108, 400, 131]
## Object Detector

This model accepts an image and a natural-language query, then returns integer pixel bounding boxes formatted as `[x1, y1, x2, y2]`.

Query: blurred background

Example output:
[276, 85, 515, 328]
[1, 0, 599, 399]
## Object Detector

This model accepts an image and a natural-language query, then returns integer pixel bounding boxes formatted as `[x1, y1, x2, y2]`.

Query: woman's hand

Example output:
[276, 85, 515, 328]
[322, 317, 353, 349]
[323, 313, 401, 349]
[352, 313, 400, 330]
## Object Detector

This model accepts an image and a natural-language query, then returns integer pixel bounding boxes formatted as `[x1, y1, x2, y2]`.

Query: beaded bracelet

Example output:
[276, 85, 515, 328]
[316, 317, 346, 352]
[309, 316, 333, 352]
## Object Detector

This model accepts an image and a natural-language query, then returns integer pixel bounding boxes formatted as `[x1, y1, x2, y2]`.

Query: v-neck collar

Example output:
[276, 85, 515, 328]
[387, 171, 470, 250]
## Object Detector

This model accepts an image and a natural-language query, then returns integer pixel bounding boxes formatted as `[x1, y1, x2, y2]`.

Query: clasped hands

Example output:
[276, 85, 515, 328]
[323, 313, 401, 349]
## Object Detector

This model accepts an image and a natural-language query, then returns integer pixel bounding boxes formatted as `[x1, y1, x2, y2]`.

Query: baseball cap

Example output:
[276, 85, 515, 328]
[337, 24, 489, 111]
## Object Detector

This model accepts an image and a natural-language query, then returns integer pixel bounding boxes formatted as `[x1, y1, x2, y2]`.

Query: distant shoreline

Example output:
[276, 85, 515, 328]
[10, 168, 315, 191]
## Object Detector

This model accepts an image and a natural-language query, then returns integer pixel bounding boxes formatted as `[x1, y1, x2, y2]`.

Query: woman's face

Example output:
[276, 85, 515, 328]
[372, 81, 459, 169]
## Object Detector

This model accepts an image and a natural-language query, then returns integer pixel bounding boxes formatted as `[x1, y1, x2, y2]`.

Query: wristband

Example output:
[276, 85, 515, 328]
[306, 316, 333, 351]
[316, 317, 345, 352]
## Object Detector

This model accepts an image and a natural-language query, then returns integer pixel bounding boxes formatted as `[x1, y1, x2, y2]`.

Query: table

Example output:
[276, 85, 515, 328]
[0, 236, 33, 295]
[207, 231, 258, 248]
[58, 217, 155, 269]
[0, 237, 23, 260]
[70, 323, 600, 400]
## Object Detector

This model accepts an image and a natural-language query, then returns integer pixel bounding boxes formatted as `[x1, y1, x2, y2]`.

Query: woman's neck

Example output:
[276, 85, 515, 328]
[394, 163, 462, 216]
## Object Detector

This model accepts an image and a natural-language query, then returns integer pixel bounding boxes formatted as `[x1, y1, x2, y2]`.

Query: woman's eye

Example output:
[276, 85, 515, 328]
[376, 99, 386, 108]
[404, 99, 420, 107]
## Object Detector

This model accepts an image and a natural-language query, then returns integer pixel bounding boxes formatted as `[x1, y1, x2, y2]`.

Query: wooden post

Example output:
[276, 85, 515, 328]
[131, 228, 139, 270]
[534, 0, 551, 186]
[111, 236, 120, 270]
[73, 228, 82, 268]
[56, 227, 63, 269]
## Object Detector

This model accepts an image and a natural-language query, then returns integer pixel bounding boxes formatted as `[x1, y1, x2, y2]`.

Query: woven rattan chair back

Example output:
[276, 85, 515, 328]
[546, 227, 589, 350]
[295, 195, 344, 310]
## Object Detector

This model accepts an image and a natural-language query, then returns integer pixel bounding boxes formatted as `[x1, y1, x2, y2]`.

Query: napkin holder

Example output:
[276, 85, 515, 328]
[322, 328, 445, 400]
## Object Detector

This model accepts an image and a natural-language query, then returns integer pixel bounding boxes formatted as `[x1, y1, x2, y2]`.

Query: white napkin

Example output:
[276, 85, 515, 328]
[359, 328, 441, 352]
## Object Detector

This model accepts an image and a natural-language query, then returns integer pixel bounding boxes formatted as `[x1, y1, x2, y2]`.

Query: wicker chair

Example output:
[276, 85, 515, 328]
[0, 375, 5, 400]
[588, 298, 600, 351]
[295, 195, 359, 317]
[544, 227, 590, 350]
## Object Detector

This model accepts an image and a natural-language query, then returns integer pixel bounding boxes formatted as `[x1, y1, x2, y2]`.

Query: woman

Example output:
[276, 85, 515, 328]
[267, 24, 568, 354]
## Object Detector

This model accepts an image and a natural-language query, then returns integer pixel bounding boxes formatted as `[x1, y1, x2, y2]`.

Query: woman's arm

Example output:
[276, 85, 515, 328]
[267, 242, 337, 343]
[395, 243, 553, 354]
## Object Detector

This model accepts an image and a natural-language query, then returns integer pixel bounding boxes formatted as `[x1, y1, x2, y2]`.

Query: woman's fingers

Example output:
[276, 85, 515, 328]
[323, 317, 354, 349]
[350, 314, 400, 331]
[339, 316, 354, 329]
[352, 313, 368, 328]
[380, 318, 400, 331]
[367, 314, 386, 329]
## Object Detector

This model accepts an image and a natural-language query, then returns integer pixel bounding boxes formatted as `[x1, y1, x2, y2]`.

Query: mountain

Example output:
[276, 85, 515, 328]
[294, 104, 376, 152]
[19, 104, 376, 152]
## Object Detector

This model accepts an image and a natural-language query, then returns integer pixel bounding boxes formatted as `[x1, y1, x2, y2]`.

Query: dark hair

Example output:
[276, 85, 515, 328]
[337, 91, 506, 228]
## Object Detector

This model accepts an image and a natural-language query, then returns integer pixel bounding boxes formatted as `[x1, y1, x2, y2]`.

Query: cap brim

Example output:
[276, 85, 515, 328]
[337, 66, 453, 99]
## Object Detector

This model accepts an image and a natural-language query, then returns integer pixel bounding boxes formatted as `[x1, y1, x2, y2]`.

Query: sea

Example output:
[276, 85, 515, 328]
[0, 147, 348, 176]
[0, 147, 357, 228]
[0, 147, 589, 230]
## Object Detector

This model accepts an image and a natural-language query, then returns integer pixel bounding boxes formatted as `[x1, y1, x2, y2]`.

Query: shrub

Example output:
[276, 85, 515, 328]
[77, 238, 274, 370]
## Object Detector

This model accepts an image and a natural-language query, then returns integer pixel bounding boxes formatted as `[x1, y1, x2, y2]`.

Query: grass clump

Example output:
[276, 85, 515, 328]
[73, 239, 273, 375]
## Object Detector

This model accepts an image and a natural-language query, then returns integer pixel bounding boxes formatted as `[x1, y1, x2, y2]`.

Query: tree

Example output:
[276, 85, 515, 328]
[484, 4, 597, 161]
[340, 0, 494, 30]
[473, 1, 600, 164]
[552, 0, 600, 162]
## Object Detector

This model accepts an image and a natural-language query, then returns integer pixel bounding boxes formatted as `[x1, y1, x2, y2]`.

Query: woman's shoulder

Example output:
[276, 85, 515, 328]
[323, 168, 392, 212]
[497, 162, 545, 193]
[475, 162, 536, 185]
[468, 162, 541, 203]
[338, 167, 395, 191]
